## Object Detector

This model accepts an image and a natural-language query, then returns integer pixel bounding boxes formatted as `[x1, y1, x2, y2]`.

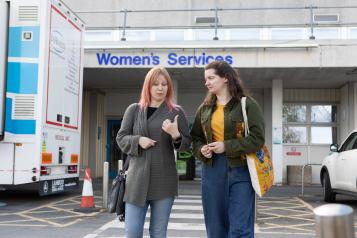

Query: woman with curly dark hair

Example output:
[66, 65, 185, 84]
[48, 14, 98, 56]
[191, 61, 265, 238]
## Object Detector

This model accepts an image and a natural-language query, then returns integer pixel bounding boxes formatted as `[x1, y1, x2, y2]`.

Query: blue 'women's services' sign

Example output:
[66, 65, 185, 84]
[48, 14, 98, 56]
[96, 52, 233, 67]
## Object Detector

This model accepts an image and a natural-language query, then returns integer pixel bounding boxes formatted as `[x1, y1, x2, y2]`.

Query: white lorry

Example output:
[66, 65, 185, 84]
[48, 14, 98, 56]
[0, 0, 84, 195]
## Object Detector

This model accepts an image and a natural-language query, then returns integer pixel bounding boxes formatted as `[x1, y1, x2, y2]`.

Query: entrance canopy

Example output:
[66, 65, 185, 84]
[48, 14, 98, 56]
[84, 67, 357, 91]
[83, 40, 357, 90]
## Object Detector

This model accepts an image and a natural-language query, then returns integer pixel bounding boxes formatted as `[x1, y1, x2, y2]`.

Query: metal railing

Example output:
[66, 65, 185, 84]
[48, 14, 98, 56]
[301, 163, 322, 197]
[74, 5, 357, 41]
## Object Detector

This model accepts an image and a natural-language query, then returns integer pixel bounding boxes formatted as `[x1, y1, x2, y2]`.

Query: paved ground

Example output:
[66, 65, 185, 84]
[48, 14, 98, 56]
[1, 179, 356, 238]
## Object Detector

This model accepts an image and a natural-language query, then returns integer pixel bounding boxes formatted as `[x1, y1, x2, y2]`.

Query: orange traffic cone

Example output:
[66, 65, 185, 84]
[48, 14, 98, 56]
[74, 168, 100, 213]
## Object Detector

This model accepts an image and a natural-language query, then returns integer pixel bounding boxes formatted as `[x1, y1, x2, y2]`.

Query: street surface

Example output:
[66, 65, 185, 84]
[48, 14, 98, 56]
[1, 180, 356, 238]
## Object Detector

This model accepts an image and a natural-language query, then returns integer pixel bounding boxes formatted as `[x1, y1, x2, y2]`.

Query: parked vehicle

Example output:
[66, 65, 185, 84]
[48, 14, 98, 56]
[0, 0, 84, 195]
[320, 129, 357, 202]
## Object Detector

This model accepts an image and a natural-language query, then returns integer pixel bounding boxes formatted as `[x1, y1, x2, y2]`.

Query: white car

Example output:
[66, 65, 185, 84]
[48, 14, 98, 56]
[320, 130, 357, 202]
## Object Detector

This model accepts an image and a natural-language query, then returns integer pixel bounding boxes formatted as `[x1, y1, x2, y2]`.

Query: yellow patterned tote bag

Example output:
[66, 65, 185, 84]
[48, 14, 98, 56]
[241, 97, 274, 197]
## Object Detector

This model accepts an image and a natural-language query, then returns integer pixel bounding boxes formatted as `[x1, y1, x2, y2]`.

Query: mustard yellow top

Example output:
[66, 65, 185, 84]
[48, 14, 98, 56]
[211, 104, 225, 142]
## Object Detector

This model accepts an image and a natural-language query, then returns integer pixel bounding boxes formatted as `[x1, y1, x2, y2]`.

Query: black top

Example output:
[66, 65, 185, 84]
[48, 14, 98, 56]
[147, 107, 157, 119]
[147, 106, 181, 148]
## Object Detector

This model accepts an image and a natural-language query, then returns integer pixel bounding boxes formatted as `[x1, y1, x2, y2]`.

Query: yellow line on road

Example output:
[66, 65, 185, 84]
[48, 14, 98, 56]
[0, 219, 31, 223]
[0, 223, 47, 227]
[295, 197, 315, 211]
[258, 200, 299, 204]
[254, 223, 261, 233]
[46, 215, 83, 220]
[27, 210, 57, 214]
[47, 205, 102, 216]
[59, 218, 84, 227]
[18, 195, 79, 214]
[19, 213, 85, 228]
[261, 222, 315, 232]
[4, 193, 104, 228]
[67, 199, 81, 203]
[18, 213, 61, 227]
[266, 207, 313, 213]
[12, 194, 96, 227]
[53, 202, 79, 206]
[258, 215, 314, 222]
[258, 212, 314, 222]
[255, 230, 314, 235]
[288, 212, 314, 217]
[258, 205, 308, 211]
[259, 196, 294, 200]
[0, 213, 16, 216]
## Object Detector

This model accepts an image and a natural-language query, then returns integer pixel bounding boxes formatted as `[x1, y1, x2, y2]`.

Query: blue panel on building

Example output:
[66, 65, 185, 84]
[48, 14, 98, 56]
[7, 62, 38, 94]
[4, 98, 36, 135]
[8, 26, 40, 58]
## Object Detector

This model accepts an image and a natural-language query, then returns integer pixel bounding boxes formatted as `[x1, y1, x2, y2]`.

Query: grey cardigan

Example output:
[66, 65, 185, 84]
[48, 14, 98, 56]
[116, 103, 191, 207]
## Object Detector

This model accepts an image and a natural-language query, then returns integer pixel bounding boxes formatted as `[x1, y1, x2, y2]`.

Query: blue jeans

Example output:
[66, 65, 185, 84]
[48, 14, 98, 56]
[125, 197, 174, 238]
[202, 153, 255, 238]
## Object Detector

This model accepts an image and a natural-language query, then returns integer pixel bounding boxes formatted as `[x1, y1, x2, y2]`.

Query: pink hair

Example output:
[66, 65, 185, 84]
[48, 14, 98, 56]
[139, 66, 175, 111]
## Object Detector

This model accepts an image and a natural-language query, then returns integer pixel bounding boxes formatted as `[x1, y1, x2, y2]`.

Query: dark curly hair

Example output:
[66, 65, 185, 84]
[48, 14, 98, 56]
[203, 60, 247, 105]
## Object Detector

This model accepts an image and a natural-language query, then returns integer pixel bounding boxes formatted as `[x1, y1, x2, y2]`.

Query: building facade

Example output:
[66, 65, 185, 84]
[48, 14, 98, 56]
[63, 0, 357, 184]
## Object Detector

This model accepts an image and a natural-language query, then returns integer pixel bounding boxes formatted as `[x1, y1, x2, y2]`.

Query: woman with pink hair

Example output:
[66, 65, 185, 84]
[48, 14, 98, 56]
[117, 66, 191, 238]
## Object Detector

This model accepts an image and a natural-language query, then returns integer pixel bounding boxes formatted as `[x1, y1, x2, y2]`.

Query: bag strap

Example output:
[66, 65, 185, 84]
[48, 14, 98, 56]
[119, 103, 139, 173]
[123, 157, 130, 171]
[241, 97, 250, 137]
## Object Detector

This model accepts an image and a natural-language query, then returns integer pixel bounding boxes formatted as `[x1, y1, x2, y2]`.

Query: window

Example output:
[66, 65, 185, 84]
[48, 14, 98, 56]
[283, 105, 306, 123]
[85, 31, 113, 41]
[283, 104, 338, 145]
[311, 127, 336, 144]
[194, 29, 225, 40]
[311, 105, 337, 123]
[155, 31, 184, 41]
[350, 28, 357, 39]
[340, 133, 357, 151]
[230, 29, 260, 40]
[123, 31, 151, 41]
[283, 126, 307, 144]
[314, 28, 339, 39]
[271, 28, 304, 40]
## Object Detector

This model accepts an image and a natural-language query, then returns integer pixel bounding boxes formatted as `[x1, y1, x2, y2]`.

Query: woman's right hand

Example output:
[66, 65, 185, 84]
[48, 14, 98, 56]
[201, 145, 212, 158]
[139, 137, 156, 149]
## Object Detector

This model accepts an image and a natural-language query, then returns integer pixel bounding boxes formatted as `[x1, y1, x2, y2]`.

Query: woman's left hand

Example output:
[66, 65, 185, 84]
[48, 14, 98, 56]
[162, 115, 180, 140]
[207, 142, 225, 153]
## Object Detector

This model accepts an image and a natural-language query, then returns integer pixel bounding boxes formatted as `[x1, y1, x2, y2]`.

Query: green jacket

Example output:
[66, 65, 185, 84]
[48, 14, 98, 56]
[190, 97, 265, 167]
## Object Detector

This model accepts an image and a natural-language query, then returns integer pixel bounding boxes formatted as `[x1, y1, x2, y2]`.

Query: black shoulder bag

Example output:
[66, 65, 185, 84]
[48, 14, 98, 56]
[108, 157, 130, 222]
[108, 103, 138, 221]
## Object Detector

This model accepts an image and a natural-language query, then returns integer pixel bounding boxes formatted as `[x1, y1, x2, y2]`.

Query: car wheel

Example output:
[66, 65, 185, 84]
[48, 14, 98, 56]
[323, 172, 336, 202]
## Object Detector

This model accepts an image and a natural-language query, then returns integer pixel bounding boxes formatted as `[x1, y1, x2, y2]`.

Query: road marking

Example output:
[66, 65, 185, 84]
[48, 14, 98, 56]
[261, 222, 315, 233]
[54, 202, 79, 206]
[18, 213, 63, 227]
[1, 194, 103, 228]
[259, 204, 308, 210]
[172, 204, 202, 210]
[0, 219, 32, 223]
[174, 199, 202, 204]
[296, 197, 315, 211]
[0, 213, 17, 216]
[256, 196, 316, 235]
[0, 223, 47, 227]
[165, 213, 204, 219]
[26, 210, 58, 214]
[177, 195, 201, 199]
[82, 195, 357, 238]
[82, 196, 206, 238]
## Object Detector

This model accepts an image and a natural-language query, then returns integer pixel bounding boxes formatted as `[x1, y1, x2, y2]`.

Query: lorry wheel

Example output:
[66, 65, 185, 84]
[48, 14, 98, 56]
[323, 172, 336, 203]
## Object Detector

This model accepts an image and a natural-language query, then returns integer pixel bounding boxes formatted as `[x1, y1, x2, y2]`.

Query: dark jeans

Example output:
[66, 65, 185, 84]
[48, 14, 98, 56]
[201, 153, 255, 238]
